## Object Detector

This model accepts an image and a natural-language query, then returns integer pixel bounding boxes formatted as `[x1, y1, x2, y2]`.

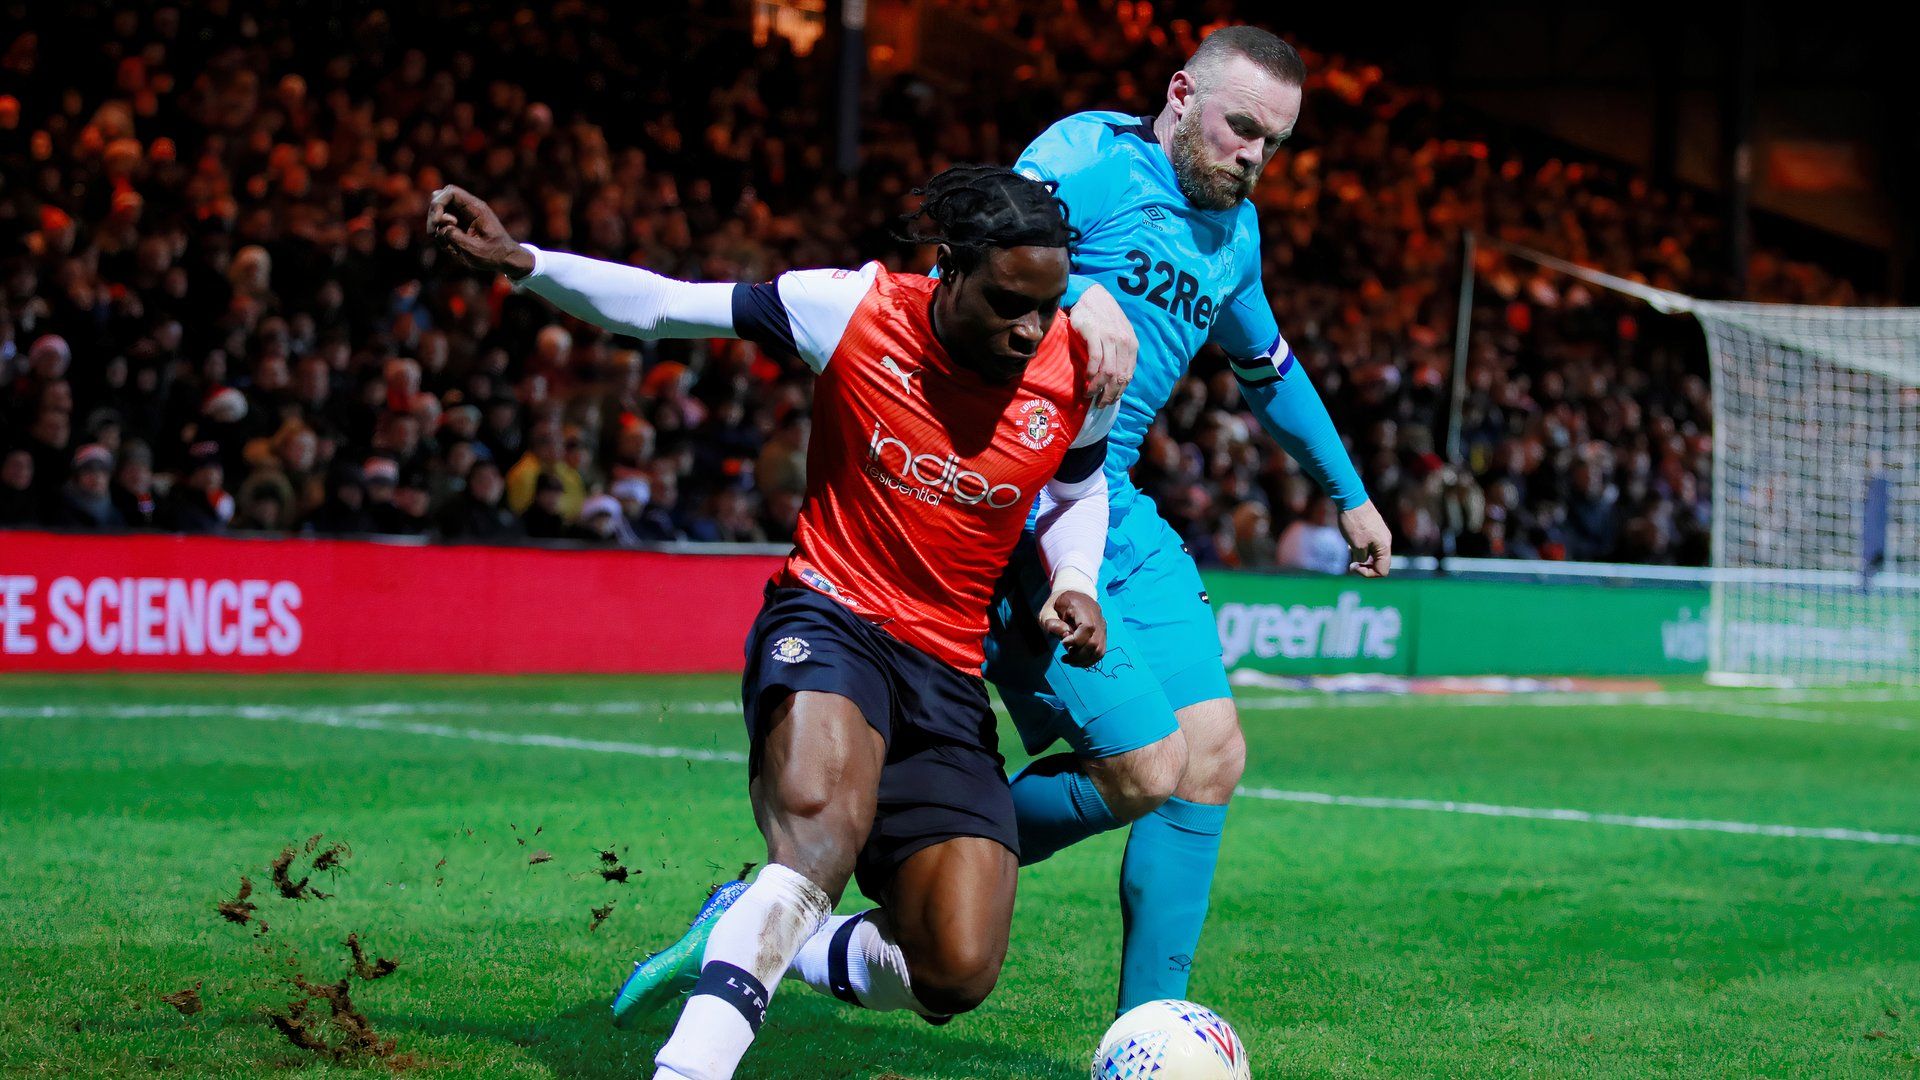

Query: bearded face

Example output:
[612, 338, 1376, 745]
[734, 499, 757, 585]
[1169, 105, 1259, 211]
[1163, 54, 1300, 213]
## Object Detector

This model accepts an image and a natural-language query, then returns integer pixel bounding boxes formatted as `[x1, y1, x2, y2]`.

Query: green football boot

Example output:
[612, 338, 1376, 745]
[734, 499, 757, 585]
[611, 879, 751, 1027]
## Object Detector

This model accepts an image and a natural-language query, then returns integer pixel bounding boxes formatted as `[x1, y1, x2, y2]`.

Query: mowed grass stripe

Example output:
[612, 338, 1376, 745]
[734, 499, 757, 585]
[27, 698, 1911, 850]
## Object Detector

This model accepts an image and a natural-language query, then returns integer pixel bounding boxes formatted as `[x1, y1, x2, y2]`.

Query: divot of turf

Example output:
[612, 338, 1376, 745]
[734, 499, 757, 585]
[345, 933, 398, 981]
[589, 902, 616, 932]
[263, 951, 415, 1067]
[270, 835, 350, 900]
[216, 877, 258, 926]
[160, 981, 204, 1016]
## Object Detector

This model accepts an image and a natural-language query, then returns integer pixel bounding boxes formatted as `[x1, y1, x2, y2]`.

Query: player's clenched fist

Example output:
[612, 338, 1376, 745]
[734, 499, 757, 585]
[427, 185, 535, 279]
[1339, 498, 1392, 578]
[1041, 588, 1107, 667]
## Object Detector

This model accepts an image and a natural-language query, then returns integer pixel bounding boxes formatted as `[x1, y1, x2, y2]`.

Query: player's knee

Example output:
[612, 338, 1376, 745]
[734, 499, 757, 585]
[755, 780, 866, 896]
[1209, 717, 1248, 785]
[1175, 700, 1245, 801]
[769, 775, 841, 821]
[1088, 730, 1186, 822]
[909, 939, 1004, 1016]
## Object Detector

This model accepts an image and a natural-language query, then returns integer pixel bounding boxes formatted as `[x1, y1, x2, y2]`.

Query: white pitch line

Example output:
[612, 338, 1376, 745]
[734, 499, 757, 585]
[258, 708, 748, 763]
[1236, 787, 1920, 847]
[1233, 687, 1916, 711]
[1669, 702, 1914, 732]
[250, 707, 1920, 850]
[11, 699, 1915, 847]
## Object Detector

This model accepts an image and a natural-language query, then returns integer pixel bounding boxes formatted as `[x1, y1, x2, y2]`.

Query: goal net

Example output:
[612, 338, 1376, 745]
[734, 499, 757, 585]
[1693, 302, 1919, 685]
[1475, 240, 1918, 685]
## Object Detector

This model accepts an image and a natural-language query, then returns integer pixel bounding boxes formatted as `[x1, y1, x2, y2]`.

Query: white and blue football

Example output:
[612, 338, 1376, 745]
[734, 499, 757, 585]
[1091, 998, 1252, 1079]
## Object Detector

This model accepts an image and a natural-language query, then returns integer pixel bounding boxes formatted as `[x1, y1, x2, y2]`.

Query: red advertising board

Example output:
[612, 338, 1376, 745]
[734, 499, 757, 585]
[0, 531, 783, 673]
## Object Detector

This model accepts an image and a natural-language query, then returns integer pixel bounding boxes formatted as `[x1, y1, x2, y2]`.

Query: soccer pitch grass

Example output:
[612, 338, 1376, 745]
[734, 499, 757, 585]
[4, 676, 1917, 1078]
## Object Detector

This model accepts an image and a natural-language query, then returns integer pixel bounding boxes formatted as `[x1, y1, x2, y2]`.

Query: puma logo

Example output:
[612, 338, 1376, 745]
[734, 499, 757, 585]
[881, 355, 917, 393]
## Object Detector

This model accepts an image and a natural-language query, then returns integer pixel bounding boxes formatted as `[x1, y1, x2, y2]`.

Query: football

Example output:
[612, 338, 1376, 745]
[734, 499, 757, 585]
[1091, 999, 1252, 1079]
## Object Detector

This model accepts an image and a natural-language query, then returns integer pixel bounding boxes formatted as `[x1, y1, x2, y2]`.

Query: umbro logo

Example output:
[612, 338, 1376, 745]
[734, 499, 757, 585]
[880, 355, 918, 393]
[1144, 205, 1166, 222]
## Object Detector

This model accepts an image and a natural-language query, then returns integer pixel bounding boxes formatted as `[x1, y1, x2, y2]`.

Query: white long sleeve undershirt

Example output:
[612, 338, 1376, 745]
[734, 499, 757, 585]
[1034, 471, 1107, 598]
[518, 244, 737, 339]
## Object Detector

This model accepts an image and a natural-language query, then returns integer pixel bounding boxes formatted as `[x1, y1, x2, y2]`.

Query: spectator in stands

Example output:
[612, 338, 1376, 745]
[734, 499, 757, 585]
[111, 440, 157, 529]
[1564, 460, 1620, 561]
[357, 457, 405, 535]
[609, 476, 652, 545]
[561, 423, 599, 505]
[431, 438, 480, 507]
[761, 488, 803, 544]
[55, 444, 124, 530]
[21, 406, 71, 517]
[634, 467, 688, 542]
[234, 484, 289, 534]
[380, 470, 435, 536]
[506, 420, 583, 522]
[1278, 493, 1351, 574]
[569, 493, 624, 546]
[0, 449, 38, 527]
[522, 472, 569, 540]
[307, 463, 375, 536]
[157, 443, 231, 534]
[479, 397, 525, 468]
[1223, 501, 1277, 571]
[756, 413, 809, 498]
[439, 457, 523, 542]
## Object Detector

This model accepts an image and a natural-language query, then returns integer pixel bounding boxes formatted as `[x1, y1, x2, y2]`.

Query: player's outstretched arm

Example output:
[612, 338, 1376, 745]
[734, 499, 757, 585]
[427, 185, 737, 341]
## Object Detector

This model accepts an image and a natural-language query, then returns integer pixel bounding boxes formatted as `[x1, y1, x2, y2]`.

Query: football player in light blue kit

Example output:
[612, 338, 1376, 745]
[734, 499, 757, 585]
[983, 26, 1394, 1013]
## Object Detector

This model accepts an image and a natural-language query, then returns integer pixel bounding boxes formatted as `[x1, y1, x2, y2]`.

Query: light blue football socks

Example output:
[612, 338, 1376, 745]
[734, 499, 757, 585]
[1009, 756, 1123, 865]
[1118, 795, 1228, 1012]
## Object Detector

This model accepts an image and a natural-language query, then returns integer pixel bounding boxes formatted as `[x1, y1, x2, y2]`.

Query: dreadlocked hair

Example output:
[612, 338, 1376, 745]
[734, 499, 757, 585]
[896, 164, 1079, 274]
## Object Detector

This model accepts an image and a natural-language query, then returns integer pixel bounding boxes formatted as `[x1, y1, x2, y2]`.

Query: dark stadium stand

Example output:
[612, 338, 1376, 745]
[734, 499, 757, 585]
[0, 1, 1875, 566]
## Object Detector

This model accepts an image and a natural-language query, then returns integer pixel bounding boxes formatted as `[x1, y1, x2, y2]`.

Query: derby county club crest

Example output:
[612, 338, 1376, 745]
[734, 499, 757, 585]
[1016, 399, 1058, 451]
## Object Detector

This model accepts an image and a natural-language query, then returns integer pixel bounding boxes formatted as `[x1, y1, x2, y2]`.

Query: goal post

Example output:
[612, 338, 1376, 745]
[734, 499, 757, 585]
[1460, 238, 1918, 685]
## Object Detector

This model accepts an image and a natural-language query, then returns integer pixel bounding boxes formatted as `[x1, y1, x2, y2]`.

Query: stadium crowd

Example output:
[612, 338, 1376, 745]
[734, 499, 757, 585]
[0, 1, 1873, 566]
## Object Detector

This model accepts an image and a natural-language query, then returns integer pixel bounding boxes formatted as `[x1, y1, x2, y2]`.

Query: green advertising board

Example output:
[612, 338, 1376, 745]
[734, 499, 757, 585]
[1204, 570, 1711, 677]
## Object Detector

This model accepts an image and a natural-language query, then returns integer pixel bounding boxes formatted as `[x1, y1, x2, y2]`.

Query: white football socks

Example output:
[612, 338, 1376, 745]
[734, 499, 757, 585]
[790, 909, 936, 1016]
[652, 863, 833, 1080]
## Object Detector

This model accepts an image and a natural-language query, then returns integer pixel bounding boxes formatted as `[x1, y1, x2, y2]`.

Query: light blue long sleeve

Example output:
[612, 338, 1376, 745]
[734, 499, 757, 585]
[1237, 350, 1369, 510]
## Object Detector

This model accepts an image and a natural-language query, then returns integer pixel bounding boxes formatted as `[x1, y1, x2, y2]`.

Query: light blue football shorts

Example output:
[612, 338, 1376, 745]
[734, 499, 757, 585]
[984, 497, 1230, 760]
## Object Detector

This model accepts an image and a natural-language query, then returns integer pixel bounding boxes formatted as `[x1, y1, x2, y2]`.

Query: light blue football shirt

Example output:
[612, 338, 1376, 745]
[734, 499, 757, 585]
[1015, 111, 1293, 517]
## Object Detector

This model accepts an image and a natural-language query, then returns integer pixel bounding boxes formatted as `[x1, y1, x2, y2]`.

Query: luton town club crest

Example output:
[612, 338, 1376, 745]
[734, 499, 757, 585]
[1016, 399, 1058, 450]
[771, 636, 811, 663]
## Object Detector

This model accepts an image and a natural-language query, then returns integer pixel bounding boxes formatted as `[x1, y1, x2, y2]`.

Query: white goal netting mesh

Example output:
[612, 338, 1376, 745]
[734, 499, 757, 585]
[1693, 302, 1920, 685]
